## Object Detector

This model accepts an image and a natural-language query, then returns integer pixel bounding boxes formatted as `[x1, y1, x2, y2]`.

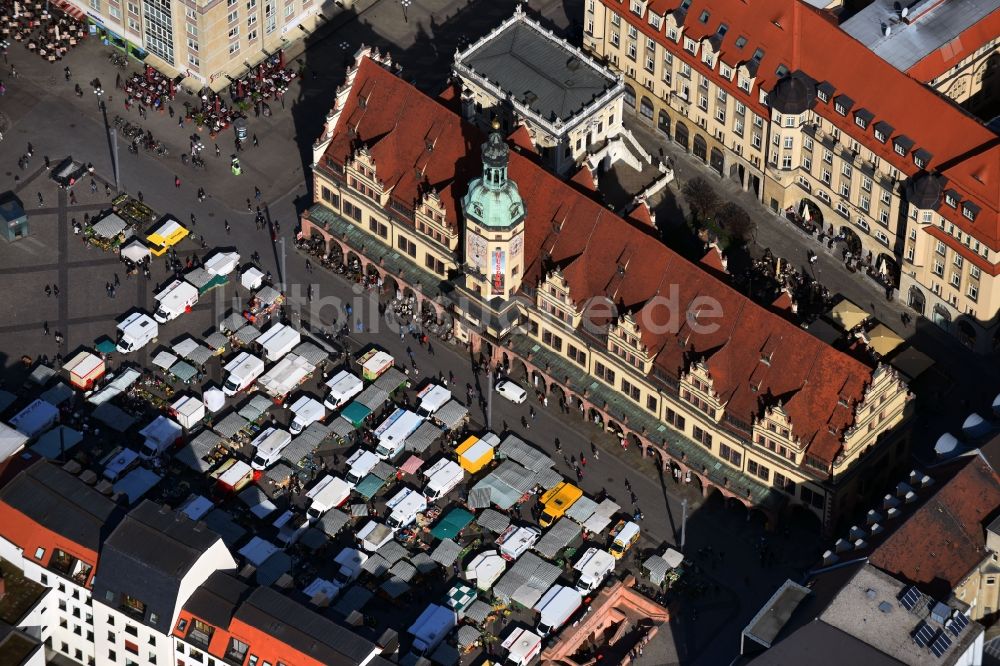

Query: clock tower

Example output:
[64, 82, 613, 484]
[462, 124, 526, 302]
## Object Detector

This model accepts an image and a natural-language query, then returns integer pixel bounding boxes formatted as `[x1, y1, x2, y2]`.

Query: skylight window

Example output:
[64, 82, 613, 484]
[735, 35, 747, 48]
[752, 48, 765, 62]
[699, 9, 709, 22]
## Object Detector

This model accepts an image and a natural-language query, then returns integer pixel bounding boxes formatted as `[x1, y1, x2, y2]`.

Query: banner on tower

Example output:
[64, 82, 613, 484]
[491, 247, 506, 296]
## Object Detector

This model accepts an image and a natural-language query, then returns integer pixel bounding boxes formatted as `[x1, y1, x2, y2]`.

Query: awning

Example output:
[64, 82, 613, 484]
[963, 413, 991, 438]
[341, 402, 371, 427]
[373, 368, 408, 393]
[173, 338, 199, 358]
[91, 213, 129, 239]
[866, 324, 904, 356]
[357, 386, 389, 410]
[400, 455, 425, 475]
[169, 360, 198, 382]
[405, 421, 443, 454]
[431, 538, 462, 566]
[889, 345, 934, 380]
[121, 238, 150, 263]
[233, 325, 262, 344]
[0, 423, 29, 461]
[213, 413, 250, 438]
[31, 425, 82, 459]
[643, 554, 670, 585]
[476, 508, 510, 534]
[828, 299, 870, 330]
[292, 341, 328, 366]
[533, 517, 581, 560]
[434, 400, 469, 430]
[92, 403, 137, 432]
[238, 394, 273, 422]
[354, 473, 386, 499]
[431, 507, 474, 540]
[152, 350, 178, 370]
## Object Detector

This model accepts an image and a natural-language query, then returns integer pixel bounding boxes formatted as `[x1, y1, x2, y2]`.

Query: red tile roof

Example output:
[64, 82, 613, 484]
[868, 455, 1000, 599]
[905, 7, 1000, 82]
[609, 0, 1000, 252]
[319, 55, 881, 463]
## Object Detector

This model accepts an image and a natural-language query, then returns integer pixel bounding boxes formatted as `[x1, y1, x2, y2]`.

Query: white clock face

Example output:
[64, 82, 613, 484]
[510, 233, 523, 258]
[467, 234, 488, 269]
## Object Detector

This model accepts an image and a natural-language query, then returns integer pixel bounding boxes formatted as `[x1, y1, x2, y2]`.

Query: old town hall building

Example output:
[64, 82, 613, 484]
[301, 47, 914, 533]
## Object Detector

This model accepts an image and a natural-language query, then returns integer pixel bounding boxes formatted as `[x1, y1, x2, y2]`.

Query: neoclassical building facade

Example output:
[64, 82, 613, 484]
[582, 0, 1000, 352]
[301, 49, 915, 533]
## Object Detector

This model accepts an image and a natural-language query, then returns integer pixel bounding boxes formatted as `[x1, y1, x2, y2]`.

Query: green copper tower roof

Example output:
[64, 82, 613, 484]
[463, 130, 526, 229]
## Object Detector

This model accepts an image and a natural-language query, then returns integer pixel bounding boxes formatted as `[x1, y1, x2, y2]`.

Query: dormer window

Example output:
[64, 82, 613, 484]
[874, 129, 885, 142]
[720, 63, 732, 78]
[648, 12, 661, 28]
[913, 148, 932, 170]
[717, 23, 728, 37]
[630, 0, 642, 15]
[833, 94, 853, 116]
[944, 190, 958, 208]
[738, 76, 751, 93]
[751, 48, 765, 63]
[684, 37, 697, 53]
[835, 102, 846, 115]
[775, 64, 788, 78]
[854, 108, 873, 129]
[963, 202, 980, 221]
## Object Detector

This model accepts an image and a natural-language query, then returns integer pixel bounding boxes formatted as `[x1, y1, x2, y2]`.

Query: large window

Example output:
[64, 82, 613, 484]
[142, 0, 174, 64]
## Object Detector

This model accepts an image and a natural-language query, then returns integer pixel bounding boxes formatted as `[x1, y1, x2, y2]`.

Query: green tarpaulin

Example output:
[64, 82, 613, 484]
[431, 507, 474, 540]
[95, 338, 117, 353]
[354, 473, 386, 500]
[341, 401, 371, 427]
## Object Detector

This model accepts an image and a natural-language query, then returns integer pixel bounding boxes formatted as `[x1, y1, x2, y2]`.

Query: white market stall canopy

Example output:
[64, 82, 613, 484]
[121, 238, 151, 263]
[205, 251, 240, 276]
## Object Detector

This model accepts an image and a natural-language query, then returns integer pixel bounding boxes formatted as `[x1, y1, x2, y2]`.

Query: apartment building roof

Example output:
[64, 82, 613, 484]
[319, 55, 884, 465]
[183, 571, 249, 629]
[841, 0, 1000, 77]
[868, 453, 1000, 598]
[609, 0, 1000, 254]
[94, 501, 223, 631]
[231, 586, 379, 666]
[0, 459, 122, 556]
[454, 9, 620, 127]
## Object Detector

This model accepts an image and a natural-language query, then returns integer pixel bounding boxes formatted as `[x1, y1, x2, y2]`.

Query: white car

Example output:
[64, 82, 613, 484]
[496, 380, 527, 404]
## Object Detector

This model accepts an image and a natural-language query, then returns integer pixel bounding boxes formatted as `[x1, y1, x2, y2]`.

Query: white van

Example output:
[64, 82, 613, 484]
[495, 380, 527, 404]
[501, 627, 544, 666]
[153, 279, 199, 323]
[534, 585, 582, 636]
[256, 322, 301, 362]
[573, 547, 616, 593]
[288, 395, 326, 434]
[386, 487, 428, 531]
[223, 352, 266, 396]
[423, 459, 464, 501]
[102, 448, 140, 482]
[408, 603, 457, 656]
[116, 312, 158, 353]
[331, 547, 368, 587]
[497, 525, 542, 561]
[138, 415, 183, 459]
[324, 370, 364, 410]
[250, 427, 293, 470]
[374, 408, 424, 460]
[306, 475, 351, 522]
[345, 449, 380, 487]
[416, 384, 451, 417]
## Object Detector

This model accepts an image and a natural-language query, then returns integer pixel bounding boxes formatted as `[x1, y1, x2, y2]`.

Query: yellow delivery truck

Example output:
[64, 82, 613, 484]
[538, 482, 583, 528]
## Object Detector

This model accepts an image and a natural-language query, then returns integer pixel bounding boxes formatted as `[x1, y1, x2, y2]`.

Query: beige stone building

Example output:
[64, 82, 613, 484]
[302, 49, 915, 533]
[583, 0, 1000, 352]
[64, 0, 335, 90]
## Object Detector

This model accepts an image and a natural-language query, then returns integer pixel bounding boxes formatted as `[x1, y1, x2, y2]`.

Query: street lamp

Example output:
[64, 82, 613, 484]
[400, 0, 411, 22]
[94, 85, 104, 110]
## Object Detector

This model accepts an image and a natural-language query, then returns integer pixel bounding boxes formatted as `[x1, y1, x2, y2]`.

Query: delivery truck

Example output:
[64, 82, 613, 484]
[358, 348, 394, 381]
[573, 547, 616, 593]
[423, 458, 464, 501]
[324, 370, 364, 410]
[538, 481, 584, 528]
[330, 547, 368, 593]
[153, 279, 199, 323]
[374, 408, 424, 460]
[456, 435, 495, 473]
[408, 603, 457, 656]
[258, 353, 316, 402]
[222, 352, 266, 396]
[138, 415, 184, 459]
[116, 312, 158, 353]
[501, 627, 544, 666]
[608, 520, 641, 559]
[249, 427, 293, 470]
[416, 383, 451, 417]
[256, 322, 301, 362]
[534, 585, 582, 637]
[345, 449, 380, 487]
[306, 475, 351, 522]
[385, 487, 427, 530]
[497, 524, 542, 561]
[288, 395, 326, 434]
[357, 521, 394, 552]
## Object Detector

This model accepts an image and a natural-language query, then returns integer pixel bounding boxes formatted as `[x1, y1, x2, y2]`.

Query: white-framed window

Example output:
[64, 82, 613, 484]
[185, 5, 196, 17]
[247, 27, 257, 40]
[186, 22, 197, 35]
[821, 168, 831, 184]
[735, 100, 745, 115]
[945, 193, 957, 207]
[861, 176, 872, 192]
[874, 129, 885, 142]
[875, 230, 889, 245]
[738, 76, 751, 92]
[228, 9, 238, 22]
[802, 155, 812, 171]
[835, 201, 849, 218]
[684, 37, 697, 53]
[834, 102, 846, 115]
[247, 13, 256, 25]
[628, 25, 637, 39]
[668, 27, 677, 40]
[841, 162, 852, 178]
[859, 195, 870, 212]
[228, 24, 239, 37]
[950, 272, 961, 288]
[630, 0, 642, 15]
[733, 117, 744, 136]
[610, 31, 619, 47]
[933, 259, 944, 276]
[971, 265, 981, 279]
[922, 211, 933, 223]
[840, 181, 851, 198]
[720, 64, 732, 78]
[894, 142, 907, 156]
[229, 40, 240, 54]
[823, 149, 833, 164]
[648, 13, 661, 29]
[962, 205, 976, 220]
[935, 240, 946, 256]
[880, 189, 891, 205]
[187, 37, 198, 51]
[715, 107, 725, 123]
[783, 136, 793, 149]
[680, 62, 691, 77]
[968, 284, 979, 301]
[127, 1, 138, 12]
[187, 53, 199, 67]
[610, 11, 620, 26]
[89, 0, 100, 11]
[880, 209, 890, 226]
[128, 16, 139, 31]
[782, 154, 792, 169]
[784, 115, 795, 127]
[109, 5, 120, 18]
[751, 132, 761, 149]
[855, 115, 867, 129]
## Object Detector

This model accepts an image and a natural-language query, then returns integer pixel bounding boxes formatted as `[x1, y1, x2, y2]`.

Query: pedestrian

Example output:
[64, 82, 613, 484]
[9, 64, 15, 78]
[43, 155, 50, 169]
[53, 284, 59, 296]
[555, 437, 562, 453]
[305, 259, 312, 273]
[90, 180, 97, 194]
[178, 116, 184, 128]
[37, 192, 43, 206]
[581, 455, 586, 467]
[247, 198, 252, 212]
[114, 273, 120, 287]
[44, 285, 51, 297]
[255, 186, 261, 201]
[168, 105, 174, 118]
[252, 134, 259, 147]
[105, 184, 111, 196]
[69, 191, 76, 205]
[521, 415, 528, 429]
[43, 321, 49, 335]
[137, 191, 144, 202]
[54, 331, 63, 345]
[224, 220, 231, 234]
[215, 144, 221, 158]
[529, 406, 535, 420]
[190, 213, 197, 226]
[174, 175, 181, 188]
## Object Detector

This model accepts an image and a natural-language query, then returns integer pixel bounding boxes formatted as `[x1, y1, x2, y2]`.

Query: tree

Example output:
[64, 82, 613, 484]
[716, 202, 756, 245]
[681, 177, 719, 221]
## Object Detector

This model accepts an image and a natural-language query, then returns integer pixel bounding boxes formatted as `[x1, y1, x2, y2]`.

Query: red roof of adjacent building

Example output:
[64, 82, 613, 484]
[318, 55, 882, 463]
[868, 454, 1000, 599]
[905, 7, 1000, 82]
[608, 0, 1000, 252]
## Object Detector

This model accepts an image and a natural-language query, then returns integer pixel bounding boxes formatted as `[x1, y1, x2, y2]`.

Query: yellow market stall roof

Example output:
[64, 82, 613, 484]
[829, 299, 870, 330]
[867, 324, 904, 356]
[147, 218, 189, 255]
